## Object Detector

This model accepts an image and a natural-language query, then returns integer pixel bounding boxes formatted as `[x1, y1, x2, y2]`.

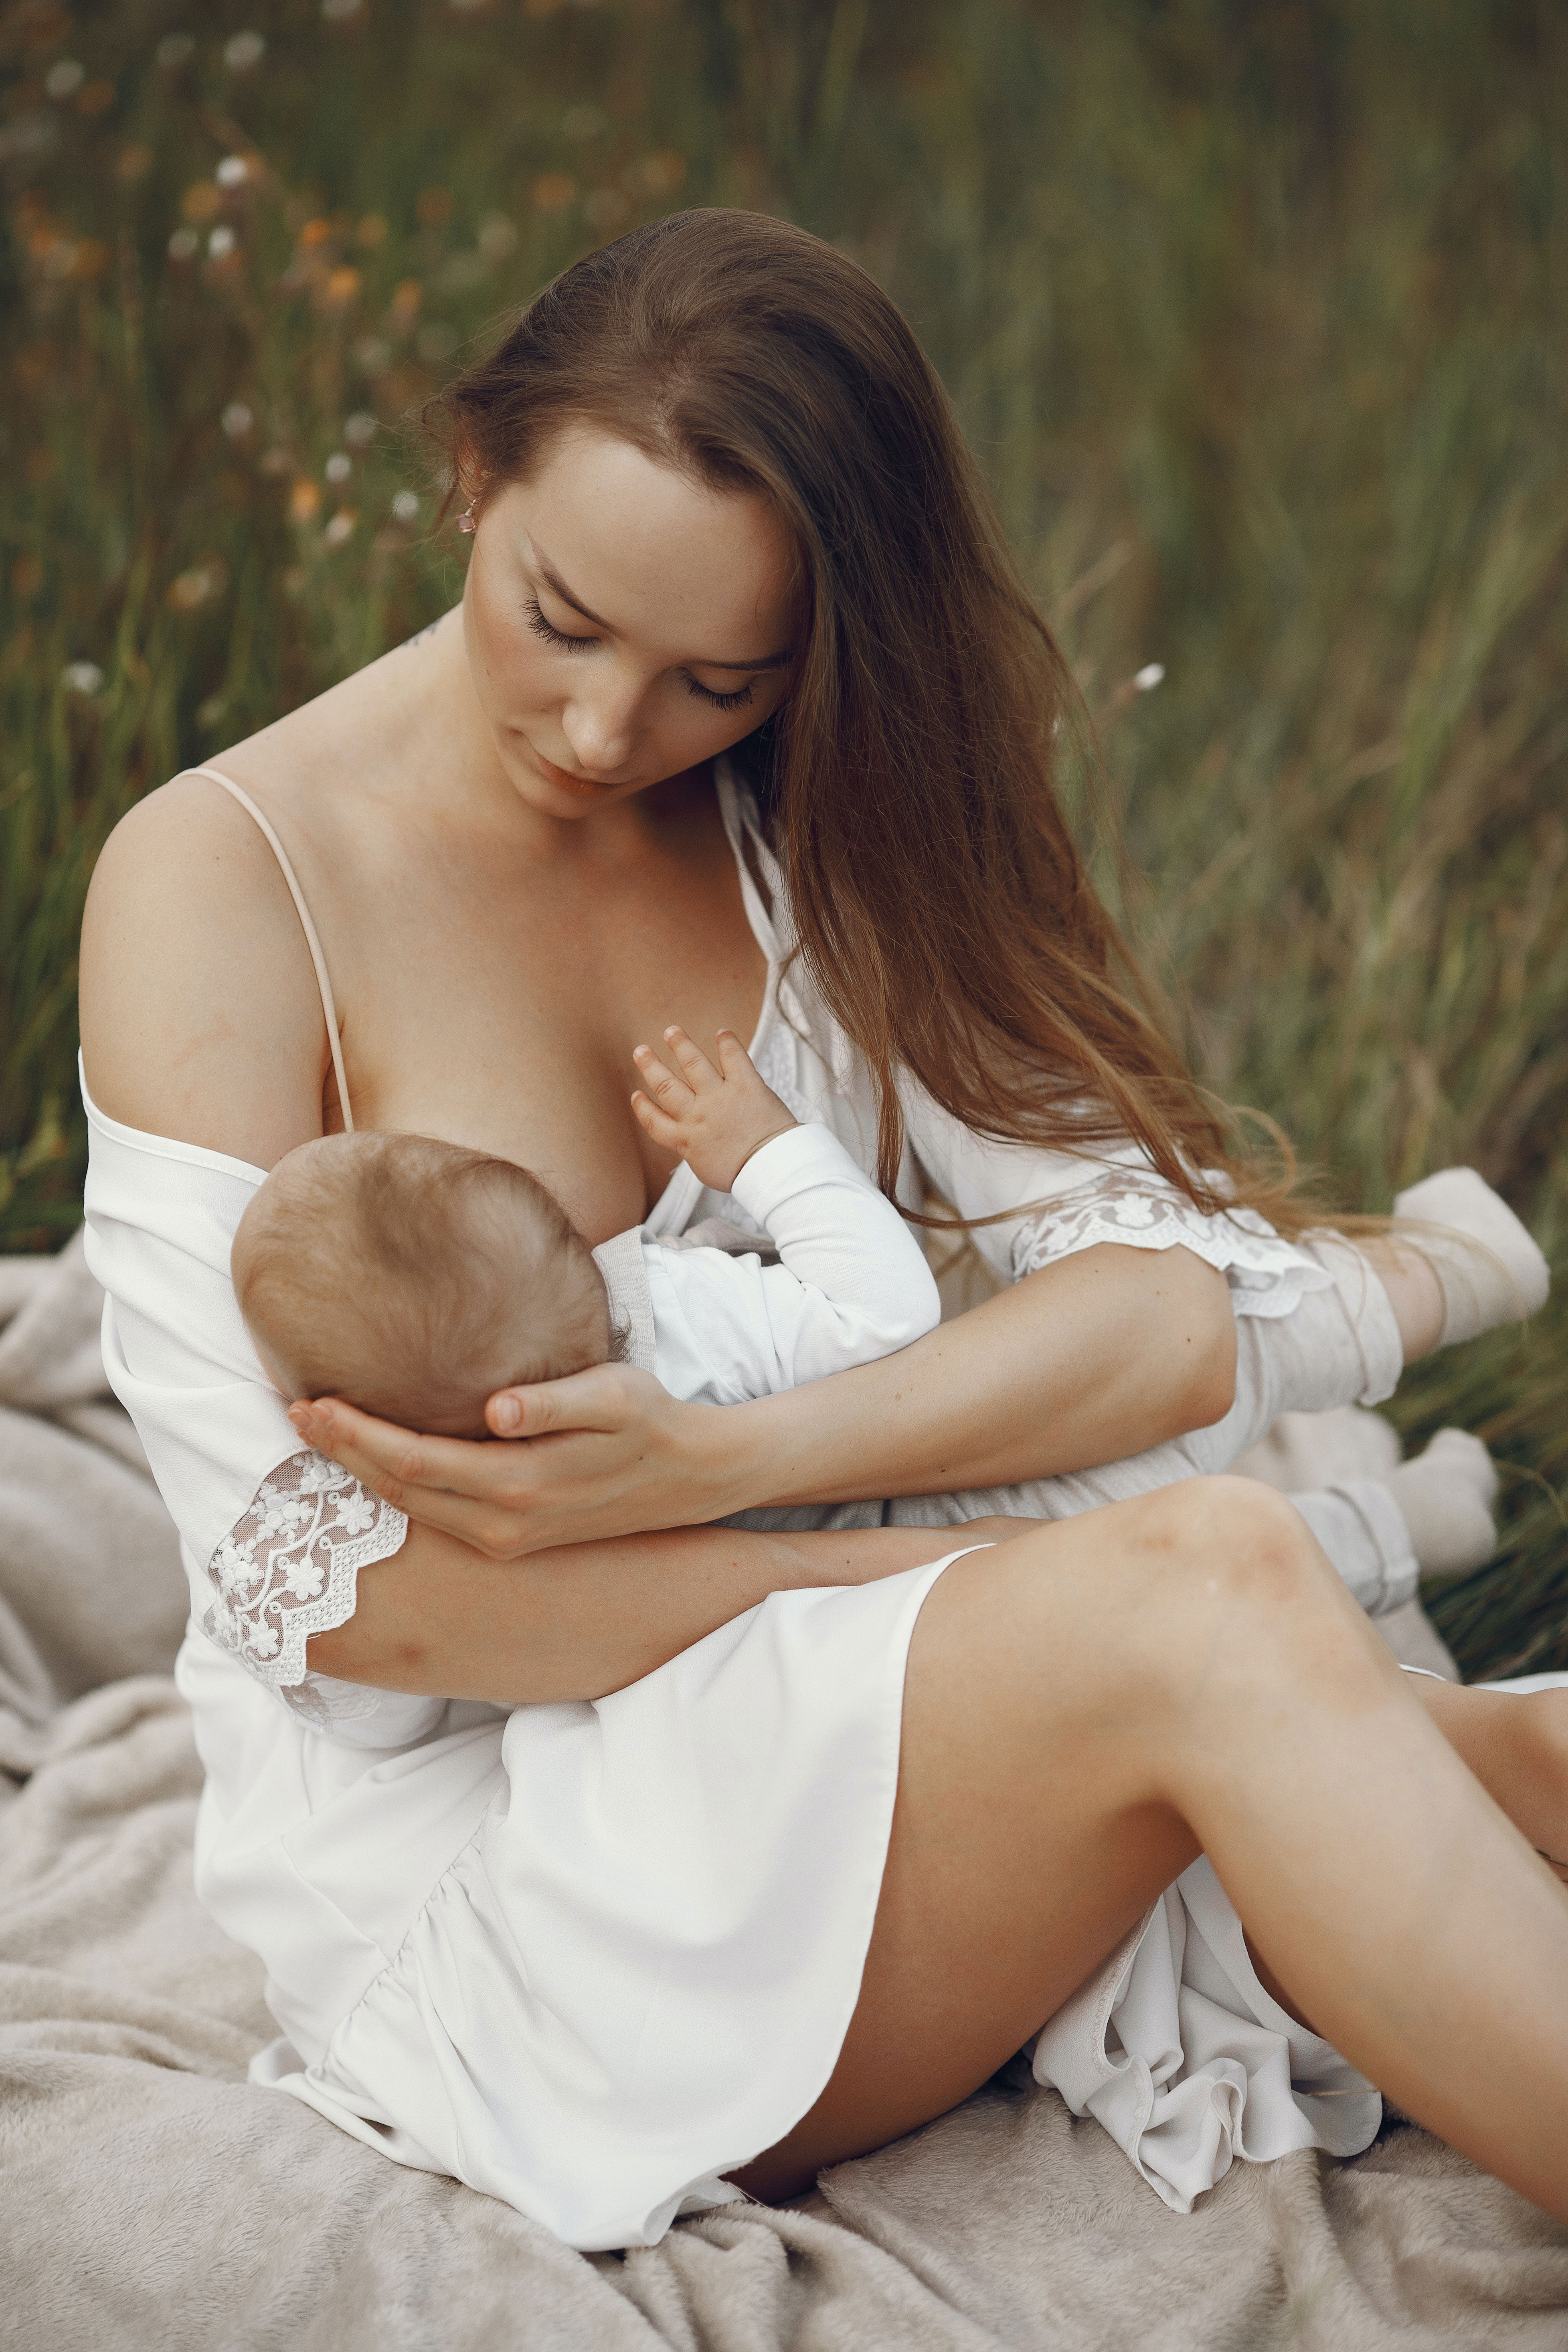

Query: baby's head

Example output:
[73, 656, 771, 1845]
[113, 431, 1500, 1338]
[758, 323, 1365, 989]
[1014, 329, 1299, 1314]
[233, 1132, 616, 1437]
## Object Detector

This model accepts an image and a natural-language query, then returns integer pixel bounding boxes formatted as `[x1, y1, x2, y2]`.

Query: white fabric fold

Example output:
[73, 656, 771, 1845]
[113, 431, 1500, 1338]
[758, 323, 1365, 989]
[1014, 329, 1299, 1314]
[1032, 1854, 1381, 2212]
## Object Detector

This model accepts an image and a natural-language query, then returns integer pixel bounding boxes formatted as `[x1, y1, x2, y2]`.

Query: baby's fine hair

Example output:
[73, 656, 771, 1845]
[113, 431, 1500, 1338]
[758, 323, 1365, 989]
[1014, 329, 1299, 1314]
[233, 1130, 614, 1438]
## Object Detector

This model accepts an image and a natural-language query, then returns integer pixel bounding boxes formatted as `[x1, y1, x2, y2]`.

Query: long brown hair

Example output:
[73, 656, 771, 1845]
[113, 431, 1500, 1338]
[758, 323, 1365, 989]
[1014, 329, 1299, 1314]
[430, 208, 1306, 1233]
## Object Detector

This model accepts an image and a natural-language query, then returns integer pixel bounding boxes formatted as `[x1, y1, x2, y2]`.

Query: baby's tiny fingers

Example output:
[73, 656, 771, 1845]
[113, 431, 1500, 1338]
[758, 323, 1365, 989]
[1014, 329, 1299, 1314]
[714, 1028, 760, 1080]
[632, 1043, 694, 1109]
[664, 1026, 720, 1089]
[630, 1089, 684, 1147]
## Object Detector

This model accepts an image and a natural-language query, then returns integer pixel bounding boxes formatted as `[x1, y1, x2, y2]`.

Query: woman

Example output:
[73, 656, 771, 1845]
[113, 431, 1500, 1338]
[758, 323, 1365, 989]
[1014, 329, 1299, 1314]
[79, 210, 1568, 2246]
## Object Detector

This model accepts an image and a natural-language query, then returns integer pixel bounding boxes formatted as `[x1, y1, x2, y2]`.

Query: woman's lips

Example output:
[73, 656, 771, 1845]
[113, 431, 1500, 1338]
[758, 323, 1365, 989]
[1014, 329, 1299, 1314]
[529, 743, 626, 795]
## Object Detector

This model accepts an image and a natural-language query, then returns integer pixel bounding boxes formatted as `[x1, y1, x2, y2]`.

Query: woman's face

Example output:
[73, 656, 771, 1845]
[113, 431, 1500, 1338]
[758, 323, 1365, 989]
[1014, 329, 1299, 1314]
[461, 424, 798, 819]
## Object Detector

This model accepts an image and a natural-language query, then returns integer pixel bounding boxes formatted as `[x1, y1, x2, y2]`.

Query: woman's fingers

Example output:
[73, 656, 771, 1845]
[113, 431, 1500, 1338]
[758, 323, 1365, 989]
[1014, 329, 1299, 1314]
[485, 1361, 661, 1438]
[291, 1395, 546, 1558]
[291, 1398, 480, 1506]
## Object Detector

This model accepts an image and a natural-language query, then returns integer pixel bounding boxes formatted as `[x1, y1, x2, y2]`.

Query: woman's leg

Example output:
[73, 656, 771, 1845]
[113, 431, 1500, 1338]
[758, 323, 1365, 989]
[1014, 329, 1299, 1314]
[733, 1480, 1568, 2219]
[1406, 1673, 1568, 1881]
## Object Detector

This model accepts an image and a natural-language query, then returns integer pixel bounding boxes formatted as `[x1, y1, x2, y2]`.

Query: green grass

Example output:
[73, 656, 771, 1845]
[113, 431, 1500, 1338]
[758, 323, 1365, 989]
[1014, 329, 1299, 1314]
[2, 0, 1564, 1675]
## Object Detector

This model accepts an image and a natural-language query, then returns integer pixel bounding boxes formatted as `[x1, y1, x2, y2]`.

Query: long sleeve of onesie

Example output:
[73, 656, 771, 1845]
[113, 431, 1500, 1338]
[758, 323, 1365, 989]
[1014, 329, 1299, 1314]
[641, 1123, 940, 1406]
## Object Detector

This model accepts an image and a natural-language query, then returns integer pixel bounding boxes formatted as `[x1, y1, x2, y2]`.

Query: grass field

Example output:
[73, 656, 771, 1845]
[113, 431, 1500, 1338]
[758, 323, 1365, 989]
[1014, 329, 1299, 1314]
[2, 0, 1564, 1675]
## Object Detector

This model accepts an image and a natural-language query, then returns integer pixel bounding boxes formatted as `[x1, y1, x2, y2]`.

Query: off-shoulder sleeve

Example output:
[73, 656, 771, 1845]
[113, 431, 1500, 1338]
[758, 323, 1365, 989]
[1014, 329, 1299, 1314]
[899, 1078, 1333, 1320]
[80, 1067, 429, 1739]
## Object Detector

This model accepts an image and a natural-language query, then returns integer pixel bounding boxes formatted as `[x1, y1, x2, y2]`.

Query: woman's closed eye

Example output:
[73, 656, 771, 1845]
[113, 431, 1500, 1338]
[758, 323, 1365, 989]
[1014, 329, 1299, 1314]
[525, 595, 596, 653]
[525, 595, 755, 712]
[684, 675, 755, 713]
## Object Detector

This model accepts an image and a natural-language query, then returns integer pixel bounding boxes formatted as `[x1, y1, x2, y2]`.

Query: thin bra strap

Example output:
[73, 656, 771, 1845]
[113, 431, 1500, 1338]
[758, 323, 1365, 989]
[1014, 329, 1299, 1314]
[182, 766, 355, 1134]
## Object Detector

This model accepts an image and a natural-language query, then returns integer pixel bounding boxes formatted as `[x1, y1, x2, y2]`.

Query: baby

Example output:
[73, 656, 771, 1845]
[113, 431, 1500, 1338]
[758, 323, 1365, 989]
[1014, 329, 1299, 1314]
[232, 1027, 941, 1434]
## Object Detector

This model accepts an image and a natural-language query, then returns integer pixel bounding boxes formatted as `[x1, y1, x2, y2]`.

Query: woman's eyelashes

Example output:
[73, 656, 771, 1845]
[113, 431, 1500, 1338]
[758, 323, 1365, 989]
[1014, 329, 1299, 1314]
[524, 595, 595, 653]
[686, 676, 755, 713]
[523, 596, 755, 713]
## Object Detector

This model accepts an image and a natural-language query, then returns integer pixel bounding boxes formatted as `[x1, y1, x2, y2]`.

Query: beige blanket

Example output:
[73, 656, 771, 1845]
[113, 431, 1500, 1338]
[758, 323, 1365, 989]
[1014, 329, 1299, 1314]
[3, 1238, 1565, 2349]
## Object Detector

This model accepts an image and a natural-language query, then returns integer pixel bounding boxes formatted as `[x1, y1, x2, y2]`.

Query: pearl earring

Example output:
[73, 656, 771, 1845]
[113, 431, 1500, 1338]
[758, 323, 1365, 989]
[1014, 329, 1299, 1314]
[456, 504, 476, 535]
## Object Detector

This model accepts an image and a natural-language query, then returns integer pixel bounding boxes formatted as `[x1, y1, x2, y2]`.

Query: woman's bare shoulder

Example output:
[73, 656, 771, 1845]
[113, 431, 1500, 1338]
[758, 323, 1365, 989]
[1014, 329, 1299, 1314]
[81, 769, 331, 1168]
[79, 614, 460, 1165]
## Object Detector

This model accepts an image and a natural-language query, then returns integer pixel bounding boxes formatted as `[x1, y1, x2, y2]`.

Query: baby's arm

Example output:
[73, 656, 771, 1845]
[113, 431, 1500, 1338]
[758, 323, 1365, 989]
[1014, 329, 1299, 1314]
[631, 1028, 941, 1391]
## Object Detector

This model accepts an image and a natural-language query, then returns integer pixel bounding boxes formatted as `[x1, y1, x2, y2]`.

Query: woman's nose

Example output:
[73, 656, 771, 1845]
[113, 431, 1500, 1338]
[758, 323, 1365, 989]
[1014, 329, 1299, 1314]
[560, 677, 643, 776]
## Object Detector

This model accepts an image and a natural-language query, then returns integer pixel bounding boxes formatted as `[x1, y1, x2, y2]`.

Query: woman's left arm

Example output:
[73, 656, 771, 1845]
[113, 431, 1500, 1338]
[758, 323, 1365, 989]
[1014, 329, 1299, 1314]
[291, 1236, 1236, 1558]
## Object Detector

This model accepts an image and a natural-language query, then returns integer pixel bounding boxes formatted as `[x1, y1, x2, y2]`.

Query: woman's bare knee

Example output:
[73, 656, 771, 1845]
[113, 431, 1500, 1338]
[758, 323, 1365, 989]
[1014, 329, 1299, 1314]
[919, 1478, 1380, 1799]
[1149, 1475, 1333, 1606]
[998, 1478, 1378, 1730]
[993, 1475, 1331, 1622]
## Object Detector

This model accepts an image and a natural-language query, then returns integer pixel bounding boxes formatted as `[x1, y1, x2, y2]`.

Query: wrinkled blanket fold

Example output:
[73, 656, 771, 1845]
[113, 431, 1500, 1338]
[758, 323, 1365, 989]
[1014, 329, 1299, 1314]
[2, 1236, 1564, 2349]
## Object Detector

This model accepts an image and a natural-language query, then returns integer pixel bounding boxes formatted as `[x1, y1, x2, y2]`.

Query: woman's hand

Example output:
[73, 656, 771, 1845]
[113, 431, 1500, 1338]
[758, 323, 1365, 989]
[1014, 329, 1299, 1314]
[289, 1362, 737, 1559]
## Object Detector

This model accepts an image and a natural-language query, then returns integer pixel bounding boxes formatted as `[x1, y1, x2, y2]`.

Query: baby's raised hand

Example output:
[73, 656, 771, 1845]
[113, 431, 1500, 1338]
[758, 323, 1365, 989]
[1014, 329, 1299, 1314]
[630, 1027, 797, 1194]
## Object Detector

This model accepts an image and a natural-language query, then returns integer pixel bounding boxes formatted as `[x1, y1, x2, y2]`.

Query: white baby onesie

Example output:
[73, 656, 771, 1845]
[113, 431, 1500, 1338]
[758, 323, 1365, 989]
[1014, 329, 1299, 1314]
[607, 1120, 941, 1402]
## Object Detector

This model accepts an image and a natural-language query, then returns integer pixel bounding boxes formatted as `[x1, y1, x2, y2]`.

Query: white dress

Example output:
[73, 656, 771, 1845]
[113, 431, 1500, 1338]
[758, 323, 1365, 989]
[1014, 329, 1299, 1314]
[82, 762, 1387, 2249]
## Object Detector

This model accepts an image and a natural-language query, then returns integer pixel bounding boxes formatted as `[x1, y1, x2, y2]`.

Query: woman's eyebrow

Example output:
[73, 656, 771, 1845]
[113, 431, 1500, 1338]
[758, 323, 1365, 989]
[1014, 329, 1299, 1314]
[534, 551, 792, 671]
[701, 646, 795, 672]
[535, 553, 614, 631]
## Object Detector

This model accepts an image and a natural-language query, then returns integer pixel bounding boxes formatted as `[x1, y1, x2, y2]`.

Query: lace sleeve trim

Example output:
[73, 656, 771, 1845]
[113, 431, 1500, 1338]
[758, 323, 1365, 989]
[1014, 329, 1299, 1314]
[1010, 1163, 1334, 1321]
[202, 1449, 409, 1724]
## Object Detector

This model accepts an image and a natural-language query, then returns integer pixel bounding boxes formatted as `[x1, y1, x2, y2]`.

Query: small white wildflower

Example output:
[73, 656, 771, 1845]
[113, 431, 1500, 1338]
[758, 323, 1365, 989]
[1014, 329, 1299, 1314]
[223, 30, 266, 69]
[45, 59, 85, 99]
[156, 33, 194, 67]
[324, 510, 356, 547]
[391, 489, 420, 522]
[344, 410, 378, 447]
[1133, 663, 1165, 692]
[216, 154, 250, 188]
[325, 451, 352, 483]
[61, 661, 105, 695]
[208, 224, 237, 258]
[221, 400, 254, 439]
[168, 225, 199, 260]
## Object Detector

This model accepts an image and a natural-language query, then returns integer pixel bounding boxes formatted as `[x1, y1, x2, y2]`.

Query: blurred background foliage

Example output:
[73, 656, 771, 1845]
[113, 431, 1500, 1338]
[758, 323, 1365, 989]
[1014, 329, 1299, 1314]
[1, 0, 1564, 1672]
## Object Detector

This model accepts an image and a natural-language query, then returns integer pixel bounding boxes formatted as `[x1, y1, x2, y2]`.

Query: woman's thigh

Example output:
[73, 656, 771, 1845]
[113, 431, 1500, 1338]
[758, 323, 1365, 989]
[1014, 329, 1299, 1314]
[732, 1492, 1247, 2200]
